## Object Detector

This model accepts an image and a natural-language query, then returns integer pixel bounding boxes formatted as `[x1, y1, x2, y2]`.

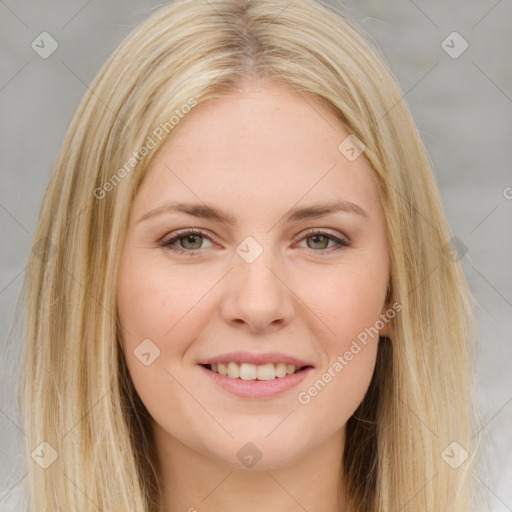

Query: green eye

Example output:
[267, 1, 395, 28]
[179, 234, 204, 250]
[296, 230, 351, 253]
[159, 229, 213, 254]
[305, 234, 331, 250]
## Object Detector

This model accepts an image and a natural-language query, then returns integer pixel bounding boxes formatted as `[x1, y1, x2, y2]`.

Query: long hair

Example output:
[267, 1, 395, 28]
[16, 0, 479, 510]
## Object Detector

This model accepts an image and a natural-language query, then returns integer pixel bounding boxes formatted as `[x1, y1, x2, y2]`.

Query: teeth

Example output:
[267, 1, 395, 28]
[209, 362, 302, 380]
[240, 363, 258, 380]
[275, 363, 287, 378]
[256, 363, 274, 380]
[227, 362, 240, 378]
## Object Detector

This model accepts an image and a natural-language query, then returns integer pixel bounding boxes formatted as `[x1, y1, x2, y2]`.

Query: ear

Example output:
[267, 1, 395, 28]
[378, 310, 393, 338]
[378, 285, 396, 339]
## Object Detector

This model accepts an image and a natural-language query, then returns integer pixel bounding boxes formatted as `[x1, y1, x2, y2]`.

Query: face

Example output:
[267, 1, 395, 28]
[117, 80, 391, 471]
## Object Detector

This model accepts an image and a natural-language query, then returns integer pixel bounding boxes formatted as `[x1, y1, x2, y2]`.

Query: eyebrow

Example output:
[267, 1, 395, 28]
[136, 199, 369, 226]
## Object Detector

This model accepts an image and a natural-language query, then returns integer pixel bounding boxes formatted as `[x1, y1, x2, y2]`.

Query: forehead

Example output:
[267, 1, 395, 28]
[133, 82, 380, 221]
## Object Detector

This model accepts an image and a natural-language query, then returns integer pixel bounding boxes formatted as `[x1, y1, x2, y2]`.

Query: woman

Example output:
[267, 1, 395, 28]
[18, 0, 479, 510]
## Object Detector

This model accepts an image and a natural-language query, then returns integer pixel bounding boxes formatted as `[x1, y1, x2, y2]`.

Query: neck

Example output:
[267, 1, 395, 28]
[153, 423, 346, 512]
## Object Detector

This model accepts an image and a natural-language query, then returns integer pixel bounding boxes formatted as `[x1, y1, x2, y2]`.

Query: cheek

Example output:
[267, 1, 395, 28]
[116, 251, 185, 387]
[299, 344, 378, 437]
[292, 256, 386, 417]
[301, 257, 388, 346]
[117, 249, 206, 343]
[116, 251, 204, 427]
[296, 276, 381, 430]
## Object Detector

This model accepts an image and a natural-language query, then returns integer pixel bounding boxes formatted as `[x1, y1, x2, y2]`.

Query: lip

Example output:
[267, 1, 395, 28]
[196, 351, 314, 367]
[197, 364, 315, 398]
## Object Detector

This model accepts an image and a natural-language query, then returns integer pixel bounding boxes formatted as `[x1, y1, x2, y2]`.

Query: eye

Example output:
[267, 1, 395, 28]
[295, 229, 351, 254]
[159, 229, 214, 255]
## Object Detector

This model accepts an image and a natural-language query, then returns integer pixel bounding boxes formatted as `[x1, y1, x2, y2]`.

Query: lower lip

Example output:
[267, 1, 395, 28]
[197, 365, 314, 398]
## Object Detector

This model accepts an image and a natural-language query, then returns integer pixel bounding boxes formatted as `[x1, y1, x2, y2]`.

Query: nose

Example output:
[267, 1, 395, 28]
[219, 247, 295, 334]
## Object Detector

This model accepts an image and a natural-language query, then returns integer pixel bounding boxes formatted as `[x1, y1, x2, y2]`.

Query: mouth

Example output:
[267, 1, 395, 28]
[199, 362, 314, 380]
[195, 351, 315, 398]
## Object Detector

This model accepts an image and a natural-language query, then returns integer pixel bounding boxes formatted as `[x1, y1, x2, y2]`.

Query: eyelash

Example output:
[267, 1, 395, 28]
[158, 228, 351, 255]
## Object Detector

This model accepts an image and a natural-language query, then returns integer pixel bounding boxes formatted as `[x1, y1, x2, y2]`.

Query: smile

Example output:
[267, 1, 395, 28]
[202, 362, 310, 380]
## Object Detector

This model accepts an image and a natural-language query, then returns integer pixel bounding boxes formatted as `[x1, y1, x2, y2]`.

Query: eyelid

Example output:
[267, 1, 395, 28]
[295, 227, 350, 244]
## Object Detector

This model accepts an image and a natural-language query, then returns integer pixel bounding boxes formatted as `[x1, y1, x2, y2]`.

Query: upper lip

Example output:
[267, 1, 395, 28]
[197, 351, 314, 368]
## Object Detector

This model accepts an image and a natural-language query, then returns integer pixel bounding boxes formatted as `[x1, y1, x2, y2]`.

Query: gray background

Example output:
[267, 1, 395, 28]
[1, 0, 511, 510]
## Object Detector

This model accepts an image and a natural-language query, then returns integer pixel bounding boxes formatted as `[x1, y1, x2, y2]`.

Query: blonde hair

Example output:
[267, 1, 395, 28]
[15, 0, 479, 510]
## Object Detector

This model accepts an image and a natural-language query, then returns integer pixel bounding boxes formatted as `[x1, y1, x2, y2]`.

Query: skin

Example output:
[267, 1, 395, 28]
[117, 79, 392, 512]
